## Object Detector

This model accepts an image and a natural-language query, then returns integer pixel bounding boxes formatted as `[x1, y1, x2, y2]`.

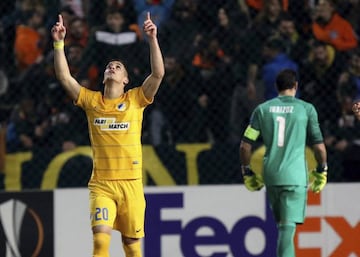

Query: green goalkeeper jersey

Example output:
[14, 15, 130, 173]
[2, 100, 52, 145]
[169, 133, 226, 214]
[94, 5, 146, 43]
[243, 95, 323, 186]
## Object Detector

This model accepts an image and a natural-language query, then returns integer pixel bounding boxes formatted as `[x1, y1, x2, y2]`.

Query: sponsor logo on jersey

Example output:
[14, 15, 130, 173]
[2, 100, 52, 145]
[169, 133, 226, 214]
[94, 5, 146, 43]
[94, 117, 130, 131]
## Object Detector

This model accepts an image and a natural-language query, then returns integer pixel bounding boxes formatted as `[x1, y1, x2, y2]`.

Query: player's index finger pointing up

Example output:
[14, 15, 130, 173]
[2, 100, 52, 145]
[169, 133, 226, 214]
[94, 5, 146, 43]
[146, 12, 150, 21]
[58, 14, 63, 25]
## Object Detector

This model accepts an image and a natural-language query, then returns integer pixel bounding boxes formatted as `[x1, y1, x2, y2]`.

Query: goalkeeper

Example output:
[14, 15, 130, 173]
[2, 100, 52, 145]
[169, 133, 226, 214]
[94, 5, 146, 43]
[239, 69, 328, 257]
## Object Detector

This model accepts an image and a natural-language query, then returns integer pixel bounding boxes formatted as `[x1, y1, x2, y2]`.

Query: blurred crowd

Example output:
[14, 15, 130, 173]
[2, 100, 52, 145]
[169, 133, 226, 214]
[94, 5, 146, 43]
[1, 0, 360, 182]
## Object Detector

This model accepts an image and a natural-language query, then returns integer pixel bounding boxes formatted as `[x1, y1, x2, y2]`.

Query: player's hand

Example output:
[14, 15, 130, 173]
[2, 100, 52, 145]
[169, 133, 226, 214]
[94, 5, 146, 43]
[51, 14, 66, 41]
[309, 164, 328, 193]
[143, 12, 157, 39]
[241, 165, 264, 192]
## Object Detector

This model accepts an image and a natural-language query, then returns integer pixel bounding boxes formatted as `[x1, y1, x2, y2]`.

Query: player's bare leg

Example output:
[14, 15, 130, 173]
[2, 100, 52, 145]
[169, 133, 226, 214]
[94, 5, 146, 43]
[122, 236, 142, 257]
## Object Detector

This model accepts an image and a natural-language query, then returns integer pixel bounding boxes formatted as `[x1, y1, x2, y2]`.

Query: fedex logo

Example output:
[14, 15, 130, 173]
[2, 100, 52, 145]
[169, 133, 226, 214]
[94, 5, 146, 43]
[144, 189, 360, 257]
[296, 193, 360, 257]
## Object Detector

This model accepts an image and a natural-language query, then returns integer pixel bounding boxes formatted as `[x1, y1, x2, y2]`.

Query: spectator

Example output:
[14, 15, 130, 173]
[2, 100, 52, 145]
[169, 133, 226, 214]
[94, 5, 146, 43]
[245, 0, 282, 102]
[158, 0, 201, 65]
[65, 43, 85, 78]
[244, 0, 289, 21]
[312, 0, 358, 52]
[210, 5, 252, 143]
[332, 0, 360, 38]
[300, 40, 342, 127]
[60, 0, 86, 18]
[6, 96, 38, 152]
[87, 0, 137, 28]
[14, 7, 47, 73]
[324, 95, 360, 181]
[64, 16, 89, 47]
[275, 12, 310, 64]
[196, 0, 244, 31]
[261, 37, 298, 100]
[78, 8, 144, 91]
[210, 5, 248, 60]
[0, 0, 42, 77]
[147, 53, 205, 145]
[250, 0, 282, 42]
[191, 36, 234, 142]
[337, 47, 360, 102]
[58, 5, 76, 29]
[134, 0, 176, 35]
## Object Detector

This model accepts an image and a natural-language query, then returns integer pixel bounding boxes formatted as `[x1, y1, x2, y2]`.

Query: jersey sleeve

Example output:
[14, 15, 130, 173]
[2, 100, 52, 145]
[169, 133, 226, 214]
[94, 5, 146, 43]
[242, 106, 261, 143]
[307, 104, 324, 145]
[74, 87, 98, 109]
[131, 87, 154, 107]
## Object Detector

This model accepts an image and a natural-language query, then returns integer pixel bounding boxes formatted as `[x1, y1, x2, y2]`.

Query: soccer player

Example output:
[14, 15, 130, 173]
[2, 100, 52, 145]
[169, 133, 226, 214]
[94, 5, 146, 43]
[352, 101, 360, 120]
[239, 69, 328, 257]
[51, 12, 164, 257]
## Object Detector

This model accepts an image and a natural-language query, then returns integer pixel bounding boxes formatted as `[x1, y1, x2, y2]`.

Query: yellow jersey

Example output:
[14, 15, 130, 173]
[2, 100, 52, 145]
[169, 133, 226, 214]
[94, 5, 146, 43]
[75, 86, 152, 180]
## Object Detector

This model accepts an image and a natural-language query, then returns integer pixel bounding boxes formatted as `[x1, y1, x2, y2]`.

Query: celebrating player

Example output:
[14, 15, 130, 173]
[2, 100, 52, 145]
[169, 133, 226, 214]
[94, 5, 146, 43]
[239, 69, 328, 257]
[51, 12, 164, 257]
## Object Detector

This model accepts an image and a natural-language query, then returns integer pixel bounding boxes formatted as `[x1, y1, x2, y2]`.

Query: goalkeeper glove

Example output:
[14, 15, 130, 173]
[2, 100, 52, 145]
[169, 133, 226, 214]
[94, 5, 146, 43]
[241, 165, 264, 192]
[310, 164, 328, 193]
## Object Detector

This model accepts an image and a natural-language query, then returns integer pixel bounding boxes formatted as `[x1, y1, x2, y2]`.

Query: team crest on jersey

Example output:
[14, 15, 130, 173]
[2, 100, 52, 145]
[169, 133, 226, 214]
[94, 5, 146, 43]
[117, 102, 126, 111]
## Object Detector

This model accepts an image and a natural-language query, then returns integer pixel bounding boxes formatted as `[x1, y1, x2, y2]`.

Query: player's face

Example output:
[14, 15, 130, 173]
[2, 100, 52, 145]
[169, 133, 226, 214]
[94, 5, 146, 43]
[103, 61, 126, 84]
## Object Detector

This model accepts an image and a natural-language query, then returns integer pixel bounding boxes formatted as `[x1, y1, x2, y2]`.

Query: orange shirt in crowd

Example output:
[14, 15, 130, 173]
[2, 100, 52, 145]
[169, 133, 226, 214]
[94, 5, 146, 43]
[246, 0, 289, 11]
[192, 49, 225, 70]
[312, 13, 358, 51]
[14, 25, 44, 71]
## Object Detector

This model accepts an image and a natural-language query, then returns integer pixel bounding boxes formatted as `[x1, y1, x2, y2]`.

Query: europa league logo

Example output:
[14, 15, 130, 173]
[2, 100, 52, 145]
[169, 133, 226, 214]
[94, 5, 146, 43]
[0, 199, 44, 257]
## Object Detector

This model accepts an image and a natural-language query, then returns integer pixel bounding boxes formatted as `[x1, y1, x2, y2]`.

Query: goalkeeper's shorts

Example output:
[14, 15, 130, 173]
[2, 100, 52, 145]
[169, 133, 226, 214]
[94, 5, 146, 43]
[266, 185, 307, 224]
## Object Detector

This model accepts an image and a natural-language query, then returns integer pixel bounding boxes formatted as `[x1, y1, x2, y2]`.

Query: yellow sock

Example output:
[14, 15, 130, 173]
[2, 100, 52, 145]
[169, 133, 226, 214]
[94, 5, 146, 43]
[123, 240, 142, 257]
[93, 233, 111, 257]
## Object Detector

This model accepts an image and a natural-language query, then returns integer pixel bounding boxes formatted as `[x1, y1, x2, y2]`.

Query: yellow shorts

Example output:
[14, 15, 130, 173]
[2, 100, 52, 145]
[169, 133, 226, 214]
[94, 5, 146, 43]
[88, 179, 146, 238]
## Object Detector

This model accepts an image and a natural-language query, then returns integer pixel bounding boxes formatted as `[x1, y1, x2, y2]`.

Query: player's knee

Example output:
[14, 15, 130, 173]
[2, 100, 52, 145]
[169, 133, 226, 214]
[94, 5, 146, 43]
[93, 232, 111, 257]
[122, 237, 141, 257]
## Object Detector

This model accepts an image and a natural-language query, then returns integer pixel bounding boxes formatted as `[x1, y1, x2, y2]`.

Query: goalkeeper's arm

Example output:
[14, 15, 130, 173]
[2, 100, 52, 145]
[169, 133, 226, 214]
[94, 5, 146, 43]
[240, 140, 264, 191]
[311, 143, 328, 193]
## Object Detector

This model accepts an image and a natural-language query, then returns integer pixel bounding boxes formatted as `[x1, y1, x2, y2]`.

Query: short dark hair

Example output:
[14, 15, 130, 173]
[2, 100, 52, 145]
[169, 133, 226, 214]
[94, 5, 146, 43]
[279, 12, 294, 23]
[264, 37, 285, 52]
[275, 69, 297, 91]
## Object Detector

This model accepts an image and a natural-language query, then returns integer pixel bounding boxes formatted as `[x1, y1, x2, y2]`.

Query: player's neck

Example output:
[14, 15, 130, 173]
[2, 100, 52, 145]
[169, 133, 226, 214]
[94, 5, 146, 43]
[278, 89, 296, 97]
[103, 83, 124, 99]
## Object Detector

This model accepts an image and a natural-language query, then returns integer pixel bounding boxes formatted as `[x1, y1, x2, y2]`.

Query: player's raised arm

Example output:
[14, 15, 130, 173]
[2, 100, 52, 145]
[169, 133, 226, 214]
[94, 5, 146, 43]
[141, 12, 165, 100]
[52, 14, 81, 101]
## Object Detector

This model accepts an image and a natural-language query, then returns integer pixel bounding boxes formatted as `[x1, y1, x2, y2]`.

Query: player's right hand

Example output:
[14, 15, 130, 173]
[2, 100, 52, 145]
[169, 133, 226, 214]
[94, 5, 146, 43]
[51, 14, 66, 41]
[241, 165, 264, 192]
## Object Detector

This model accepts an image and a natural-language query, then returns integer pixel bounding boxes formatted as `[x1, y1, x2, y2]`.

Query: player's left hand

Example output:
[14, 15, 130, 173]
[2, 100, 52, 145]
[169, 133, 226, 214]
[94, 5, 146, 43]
[143, 12, 157, 39]
[309, 164, 328, 193]
[241, 165, 264, 192]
